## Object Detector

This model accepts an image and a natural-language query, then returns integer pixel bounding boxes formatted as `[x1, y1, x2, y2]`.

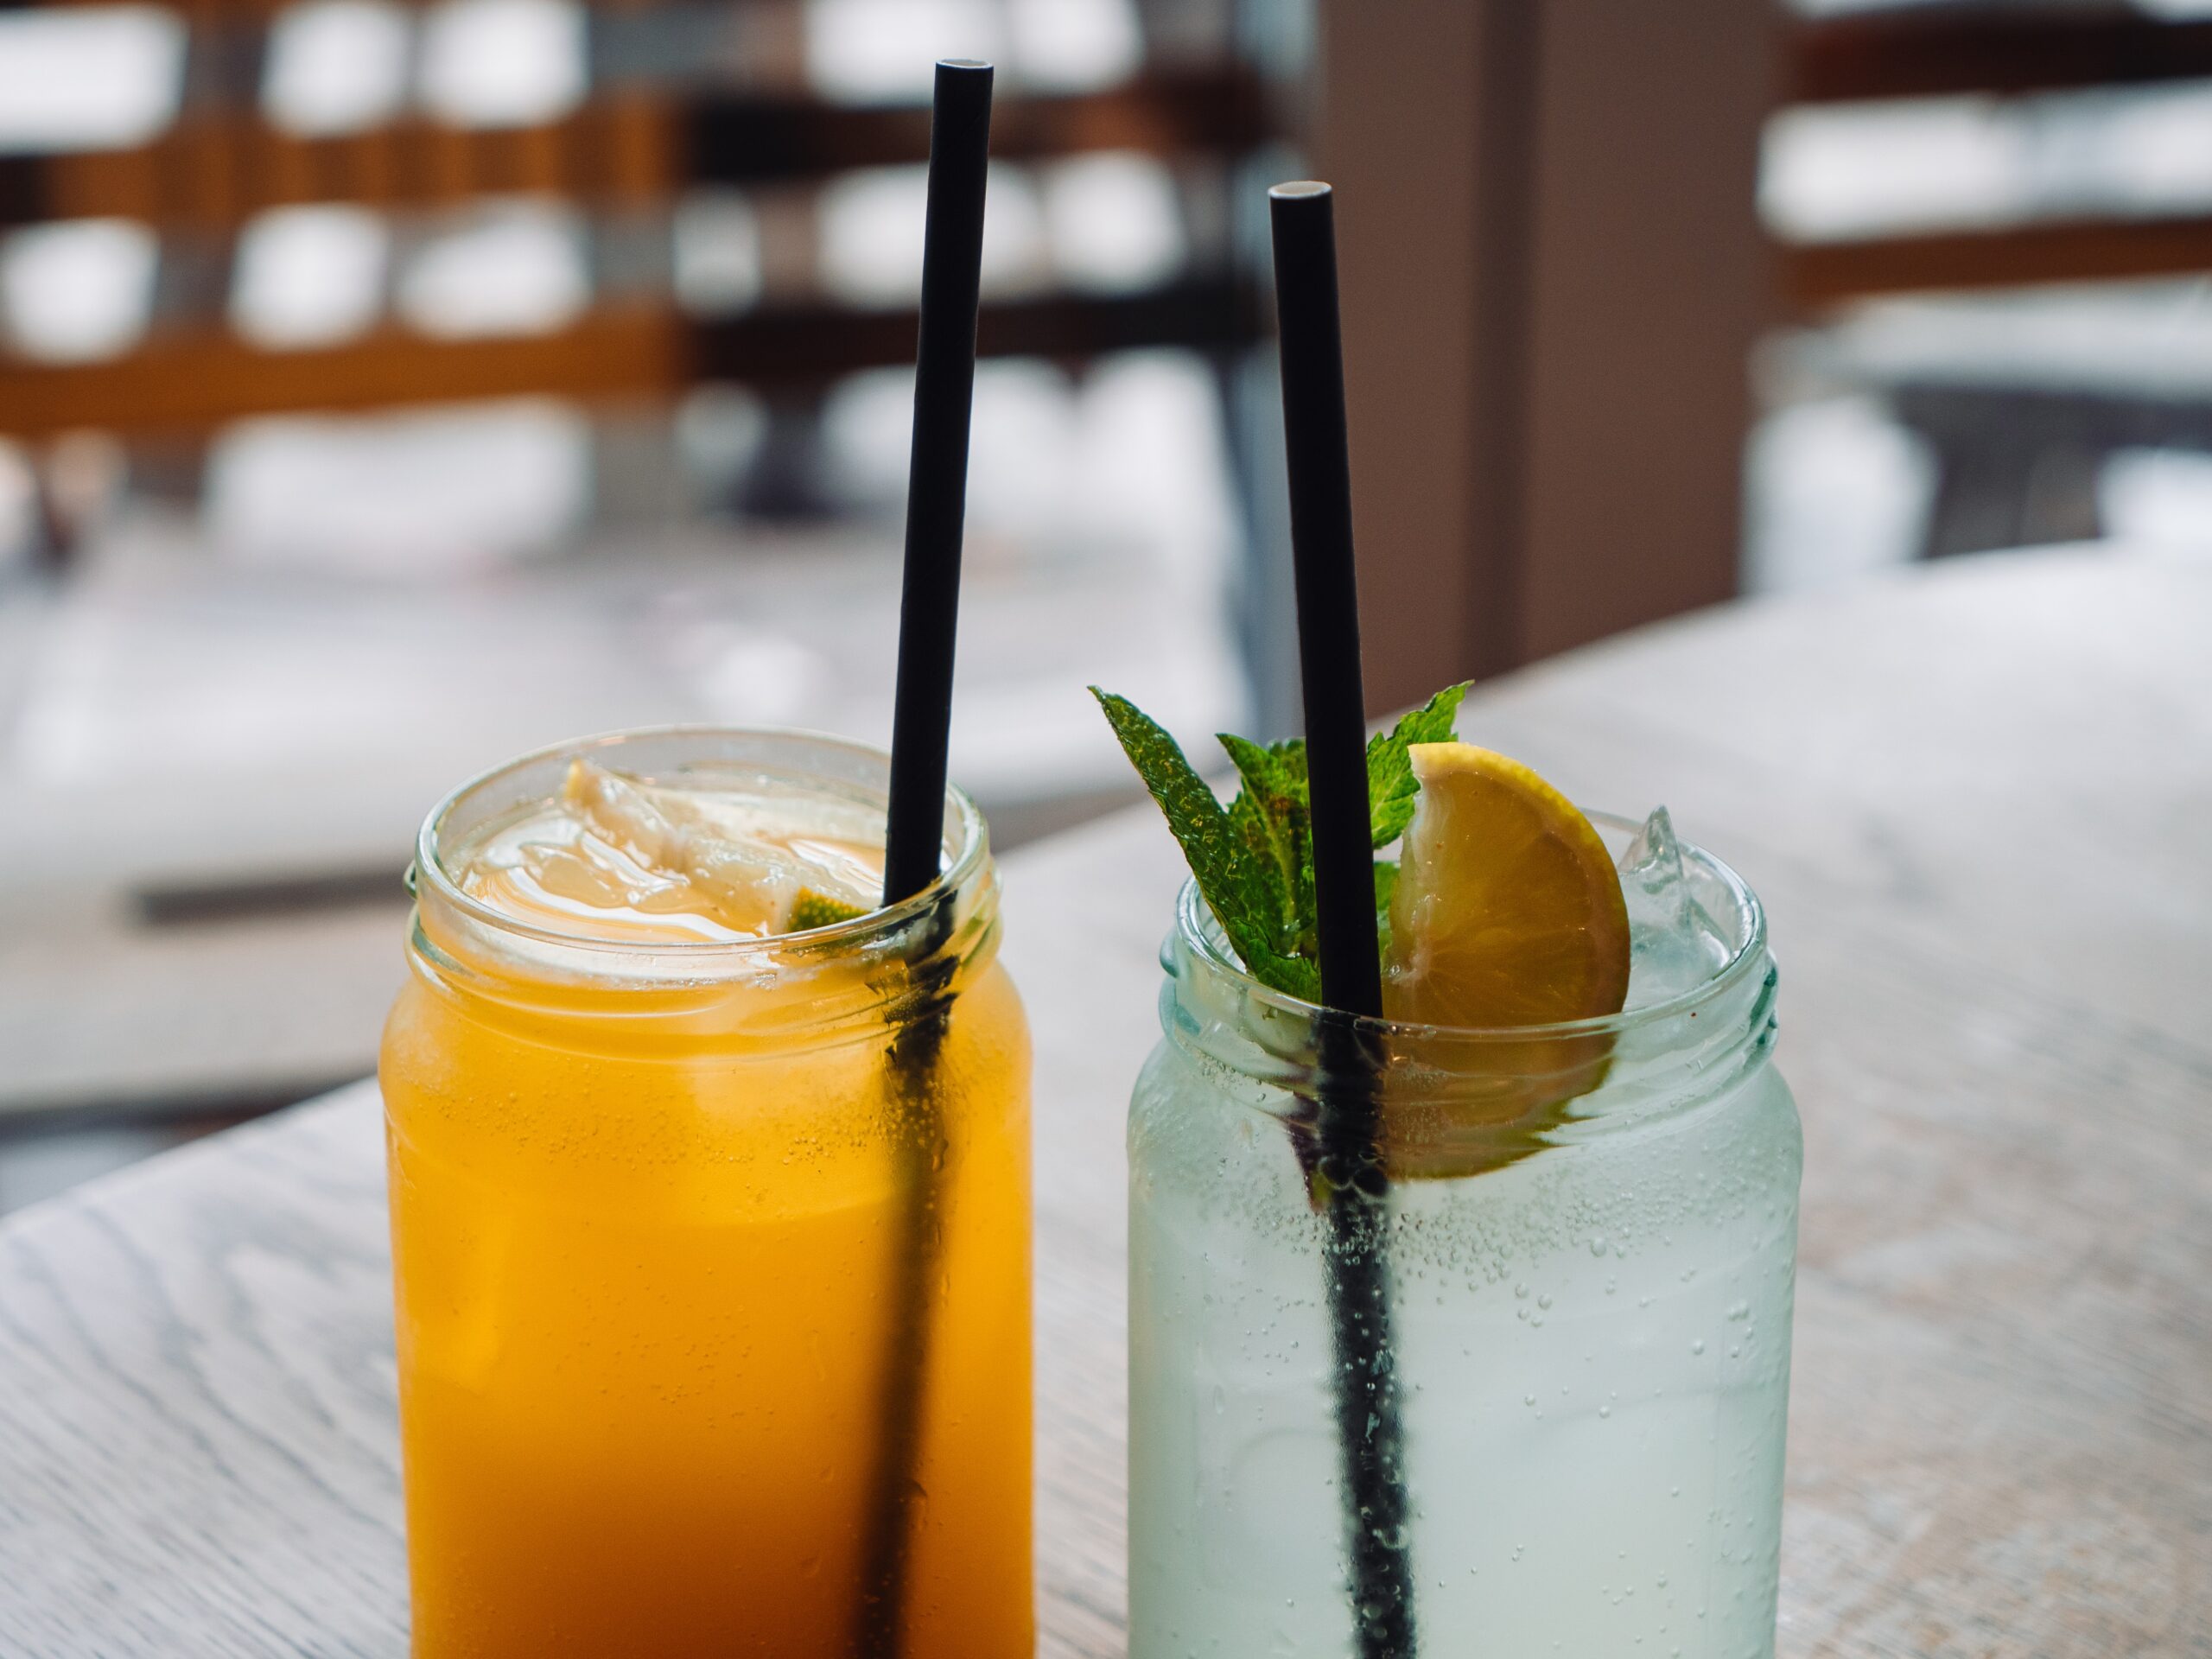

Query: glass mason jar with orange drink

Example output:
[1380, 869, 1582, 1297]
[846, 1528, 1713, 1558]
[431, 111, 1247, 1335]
[379, 727, 1032, 1658]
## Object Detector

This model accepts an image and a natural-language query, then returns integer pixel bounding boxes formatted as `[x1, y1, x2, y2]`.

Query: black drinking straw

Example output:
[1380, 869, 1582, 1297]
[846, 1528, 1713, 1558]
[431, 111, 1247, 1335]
[1269, 180, 1420, 1659]
[858, 59, 993, 1659]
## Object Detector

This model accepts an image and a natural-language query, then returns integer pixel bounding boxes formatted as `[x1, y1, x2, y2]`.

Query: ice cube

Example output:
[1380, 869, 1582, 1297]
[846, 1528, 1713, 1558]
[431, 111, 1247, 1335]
[1619, 804, 1687, 896]
[1618, 806, 1732, 1007]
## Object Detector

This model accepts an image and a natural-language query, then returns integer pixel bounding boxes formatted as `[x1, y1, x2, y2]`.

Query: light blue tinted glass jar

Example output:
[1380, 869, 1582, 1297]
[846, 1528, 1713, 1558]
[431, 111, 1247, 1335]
[1128, 814, 1800, 1659]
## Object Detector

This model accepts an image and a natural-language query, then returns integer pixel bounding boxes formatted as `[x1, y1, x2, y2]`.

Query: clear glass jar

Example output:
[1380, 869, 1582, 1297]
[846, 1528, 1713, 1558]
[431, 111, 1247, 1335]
[1128, 815, 1799, 1659]
[380, 728, 1032, 1659]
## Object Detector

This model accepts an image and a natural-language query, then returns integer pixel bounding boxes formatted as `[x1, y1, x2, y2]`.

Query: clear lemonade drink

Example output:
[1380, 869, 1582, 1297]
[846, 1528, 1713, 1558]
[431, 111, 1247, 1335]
[1102, 692, 1802, 1659]
[380, 729, 1032, 1659]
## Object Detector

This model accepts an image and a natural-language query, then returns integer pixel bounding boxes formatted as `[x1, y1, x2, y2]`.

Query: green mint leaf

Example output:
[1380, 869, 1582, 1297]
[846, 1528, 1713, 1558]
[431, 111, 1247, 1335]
[1280, 741, 1319, 950]
[1366, 681, 1470, 848]
[790, 888, 867, 930]
[1217, 733, 1313, 951]
[1091, 689, 1316, 999]
[1099, 685, 1469, 1008]
[1224, 785, 1288, 943]
[1247, 936, 1322, 1002]
[1217, 730, 1293, 812]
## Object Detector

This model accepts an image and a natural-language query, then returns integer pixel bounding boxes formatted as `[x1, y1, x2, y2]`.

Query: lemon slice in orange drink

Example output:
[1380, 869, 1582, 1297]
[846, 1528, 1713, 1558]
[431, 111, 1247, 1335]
[1382, 742, 1630, 1027]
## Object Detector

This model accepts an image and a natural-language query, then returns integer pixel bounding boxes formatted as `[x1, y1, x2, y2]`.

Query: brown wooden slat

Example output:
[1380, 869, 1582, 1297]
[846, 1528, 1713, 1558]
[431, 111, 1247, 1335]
[0, 278, 1257, 438]
[689, 277, 1257, 381]
[1791, 4, 2212, 104]
[8, 112, 645, 228]
[0, 70, 1265, 232]
[683, 68, 1268, 183]
[0, 309, 684, 436]
[1783, 213, 2212, 308]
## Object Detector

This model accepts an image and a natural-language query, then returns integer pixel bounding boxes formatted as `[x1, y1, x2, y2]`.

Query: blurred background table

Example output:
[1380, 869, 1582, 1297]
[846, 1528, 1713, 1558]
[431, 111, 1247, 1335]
[3, 548, 2207, 1656]
[0, 518, 1227, 1141]
[20, 0, 2212, 1211]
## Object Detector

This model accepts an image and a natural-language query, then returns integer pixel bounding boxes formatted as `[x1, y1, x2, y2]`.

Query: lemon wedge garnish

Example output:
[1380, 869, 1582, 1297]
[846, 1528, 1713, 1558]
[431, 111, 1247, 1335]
[1382, 743, 1630, 1029]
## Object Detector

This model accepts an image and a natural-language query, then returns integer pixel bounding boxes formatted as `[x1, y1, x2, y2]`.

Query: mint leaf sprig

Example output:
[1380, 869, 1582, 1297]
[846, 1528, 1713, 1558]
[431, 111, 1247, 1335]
[1090, 683, 1467, 1002]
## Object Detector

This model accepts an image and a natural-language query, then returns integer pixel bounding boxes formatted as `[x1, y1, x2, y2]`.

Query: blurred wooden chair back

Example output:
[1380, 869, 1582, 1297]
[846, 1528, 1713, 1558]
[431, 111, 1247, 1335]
[1784, 2, 2212, 556]
[0, 0, 1274, 537]
[1784, 2, 2212, 308]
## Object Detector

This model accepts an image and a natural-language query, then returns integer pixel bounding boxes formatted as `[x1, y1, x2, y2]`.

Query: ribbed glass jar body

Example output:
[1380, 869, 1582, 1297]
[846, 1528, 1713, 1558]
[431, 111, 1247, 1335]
[1128, 819, 1799, 1659]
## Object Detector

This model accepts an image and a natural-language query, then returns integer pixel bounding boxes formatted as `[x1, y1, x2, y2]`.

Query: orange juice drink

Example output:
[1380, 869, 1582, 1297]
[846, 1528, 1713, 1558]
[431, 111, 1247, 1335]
[379, 728, 1031, 1658]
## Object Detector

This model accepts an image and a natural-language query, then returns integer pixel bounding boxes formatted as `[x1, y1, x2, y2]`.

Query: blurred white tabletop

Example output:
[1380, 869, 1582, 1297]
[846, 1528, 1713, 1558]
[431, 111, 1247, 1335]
[0, 517, 1234, 1118]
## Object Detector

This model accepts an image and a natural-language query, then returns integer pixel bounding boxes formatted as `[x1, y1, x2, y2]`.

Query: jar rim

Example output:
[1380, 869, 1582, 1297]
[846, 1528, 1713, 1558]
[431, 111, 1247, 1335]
[1173, 808, 1769, 1044]
[414, 723, 989, 968]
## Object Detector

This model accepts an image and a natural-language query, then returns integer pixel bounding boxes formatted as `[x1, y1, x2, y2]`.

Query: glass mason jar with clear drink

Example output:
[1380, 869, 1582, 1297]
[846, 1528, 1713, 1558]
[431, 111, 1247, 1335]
[379, 728, 1032, 1659]
[1128, 812, 1800, 1659]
